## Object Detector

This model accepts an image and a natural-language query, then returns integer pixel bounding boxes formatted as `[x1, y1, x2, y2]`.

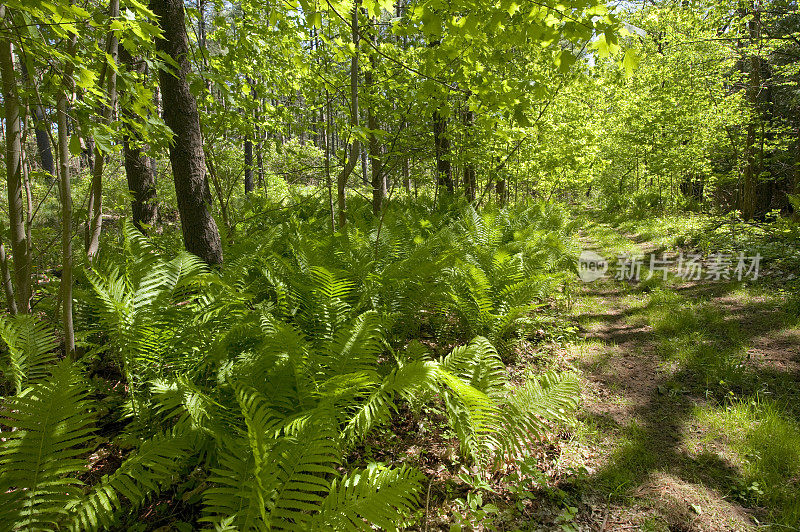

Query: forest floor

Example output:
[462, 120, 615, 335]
[551, 220, 800, 531]
[362, 215, 800, 532]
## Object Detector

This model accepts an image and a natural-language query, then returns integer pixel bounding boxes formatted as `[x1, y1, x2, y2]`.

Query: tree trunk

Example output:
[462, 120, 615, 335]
[433, 110, 453, 193]
[740, 3, 761, 220]
[496, 177, 506, 206]
[57, 32, 78, 359]
[0, 242, 16, 315]
[120, 49, 158, 232]
[87, 0, 121, 262]
[360, 148, 369, 186]
[255, 99, 264, 188]
[366, 26, 383, 215]
[244, 135, 254, 193]
[325, 91, 336, 232]
[338, 1, 361, 228]
[20, 63, 55, 178]
[123, 135, 159, 232]
[793, 125, 799, 221]
[463, 109, 476, 201]
[151, 0, 223, 265]
[0, 8, 31, 313]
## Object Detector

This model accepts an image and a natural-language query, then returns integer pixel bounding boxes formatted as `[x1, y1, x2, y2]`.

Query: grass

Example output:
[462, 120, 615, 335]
[695, 397, 800, 525]
[578, 219, 641, 257]
[644, 288, 748, 390]
[563, 217, 800, 529]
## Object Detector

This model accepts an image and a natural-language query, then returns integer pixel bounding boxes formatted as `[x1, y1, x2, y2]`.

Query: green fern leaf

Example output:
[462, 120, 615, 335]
[67, 431, 194, 531]
[309, 464, 424, 531]
[0, 315, 58, 394]
[0, 361, 94, 529]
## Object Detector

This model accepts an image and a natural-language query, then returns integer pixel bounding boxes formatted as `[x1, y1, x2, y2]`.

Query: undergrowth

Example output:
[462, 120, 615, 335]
[0, 196, 581, 530]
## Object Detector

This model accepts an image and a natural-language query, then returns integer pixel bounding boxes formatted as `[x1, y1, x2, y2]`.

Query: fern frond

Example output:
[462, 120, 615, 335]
[0, 361, 94, 529]
[266, 420, 339, 528]
[202, 441, 264, 530]
[67, 431, 194, 531]
[0, 315, 58, 394]
[309, 464, 424, 531]
[342, 360, 438, 442]
[322, 311, 385, 377]
[440, 337, 506, 398]
[493, 371, 581, 460]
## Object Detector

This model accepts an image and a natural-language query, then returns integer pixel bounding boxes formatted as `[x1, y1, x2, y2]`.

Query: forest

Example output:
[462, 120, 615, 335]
[0, 0, 798, 529]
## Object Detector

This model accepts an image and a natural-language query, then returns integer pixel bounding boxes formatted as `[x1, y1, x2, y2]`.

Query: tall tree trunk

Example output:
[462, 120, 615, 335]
[361, 148, 369, 186]
[366, 24, 383, 215]
[244, 78, 255, 194]
[0, 242, 16, 315]
[793, 124, 799, 221]
[20, 63, 55, 178]
[255, 97, 264, 188]
[496, 176, 506, 206]
[740, 3, 761, 220]
[151, 84, 160, 185]
[87, 0, 121, 262]
[0, 7, 31, 313]
[325, 90, 336, 232]
[433, 110, 453, 193]
[57, 32, 78, 359]
[338, 1, 361, 228]
[120, 48, 158, 232]
[463, 109, 476, 201]
[244, 135, 254, 193]
[122, 131, 159, 230]
[151, 0, 223, 265]
[256, 125, 264, 187]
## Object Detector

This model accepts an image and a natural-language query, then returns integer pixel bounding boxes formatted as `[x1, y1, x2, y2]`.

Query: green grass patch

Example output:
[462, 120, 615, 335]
[695, 398, 800, 526]
[645, 288, 748, 394]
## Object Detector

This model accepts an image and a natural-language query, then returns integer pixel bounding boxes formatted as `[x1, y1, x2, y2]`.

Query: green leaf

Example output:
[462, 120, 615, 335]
[306, 11, 322, 29]
[75, 68, 98, 90]
[69, 134, 83, 156]
[555, 50, 576, 73]
[622, 49, 640, 77]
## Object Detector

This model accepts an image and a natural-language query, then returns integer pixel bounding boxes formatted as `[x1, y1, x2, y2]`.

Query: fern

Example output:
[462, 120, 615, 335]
[67, 431, 194, 531]
[0, 361, 94, 530]
[433, 338, 580, 464]
[46, 200, 584, 529]
[309, 464, 424, 531]
[342, 359, 439, 443]
[0, 314, 58, 394]
[202, 386, 340, 529]
[497, 370, 581, 458]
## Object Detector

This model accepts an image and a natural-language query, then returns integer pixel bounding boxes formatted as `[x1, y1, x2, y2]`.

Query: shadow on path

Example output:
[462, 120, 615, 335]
[567, 270, 800, 530]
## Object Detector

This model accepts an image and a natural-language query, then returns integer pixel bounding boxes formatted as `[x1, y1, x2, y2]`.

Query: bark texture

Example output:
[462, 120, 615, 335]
[57, 32, 78, 358]
[337, 1, 362, 228]
[740, 3, 761, 220]
[463, 109, 476, 201]
[433, 110, 453, 193]
[0, 9, 31, 313]
[120, 48, 158, 232]
[244, 136, 254, 193]
[151, 0, 223, 265]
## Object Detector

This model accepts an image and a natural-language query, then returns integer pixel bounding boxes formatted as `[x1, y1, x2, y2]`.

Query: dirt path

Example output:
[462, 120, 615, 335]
[561, 226, 800, 531]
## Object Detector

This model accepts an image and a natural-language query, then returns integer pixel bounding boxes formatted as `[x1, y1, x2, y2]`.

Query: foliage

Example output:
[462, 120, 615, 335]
[0, 200, 579, 529]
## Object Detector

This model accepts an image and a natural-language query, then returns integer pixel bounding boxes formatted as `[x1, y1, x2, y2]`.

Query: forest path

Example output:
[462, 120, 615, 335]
[559, 222, 800, 531]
